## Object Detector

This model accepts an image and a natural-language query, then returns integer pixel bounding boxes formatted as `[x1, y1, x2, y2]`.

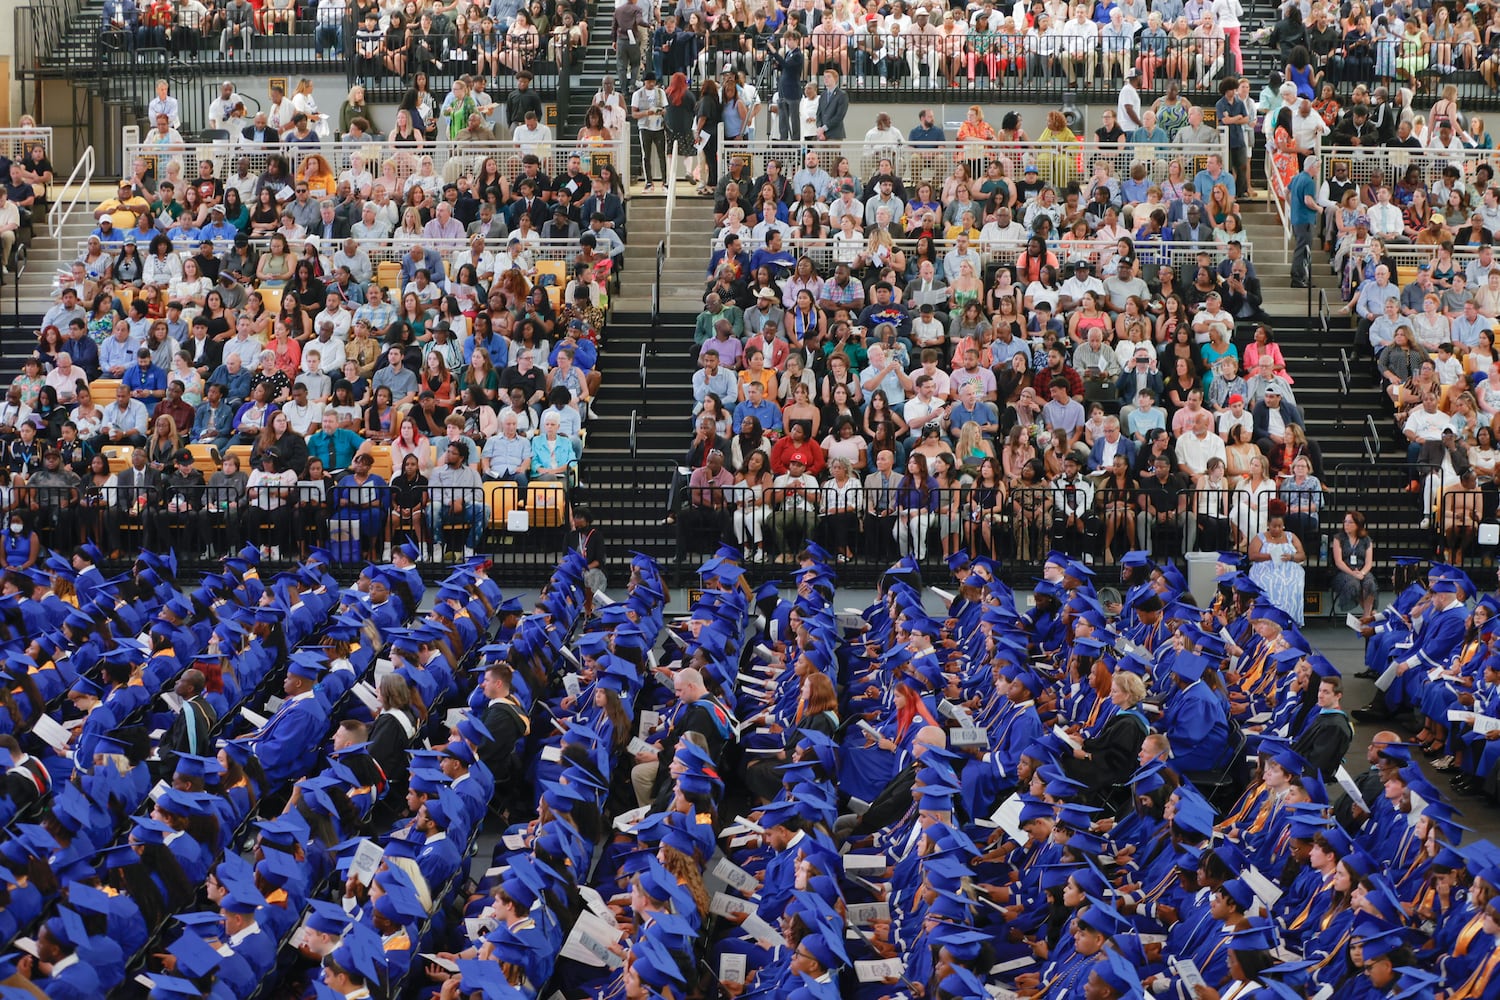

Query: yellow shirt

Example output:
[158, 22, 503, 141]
[99, 196, 151, 230]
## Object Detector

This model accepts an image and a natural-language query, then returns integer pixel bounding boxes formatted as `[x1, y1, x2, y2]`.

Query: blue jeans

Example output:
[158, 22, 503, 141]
[315, 22, 342, 56]
[427, 501, 483, 549]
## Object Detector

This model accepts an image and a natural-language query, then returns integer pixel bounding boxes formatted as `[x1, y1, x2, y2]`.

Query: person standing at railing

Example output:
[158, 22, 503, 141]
[103, 0, 139, 49]
[814, 69, 848, 142]
[766, 33, 805, 143]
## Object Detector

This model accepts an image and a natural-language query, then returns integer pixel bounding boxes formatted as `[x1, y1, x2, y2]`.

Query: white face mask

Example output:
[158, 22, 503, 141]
[8, 522, 22, 534]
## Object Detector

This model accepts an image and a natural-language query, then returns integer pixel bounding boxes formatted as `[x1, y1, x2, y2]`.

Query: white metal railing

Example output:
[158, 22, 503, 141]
[72, 235, 588, 276]
[1266, 147, 1291, 258]
[122, 132, 632, 200]
[664, 142, 678, 252]
[0, 126, 54, 165]
[716, 137, 1231, 193]
[48, 146, 96, 239]
[708, 235, 1252, 275]
[1316, 145, 1500, 191]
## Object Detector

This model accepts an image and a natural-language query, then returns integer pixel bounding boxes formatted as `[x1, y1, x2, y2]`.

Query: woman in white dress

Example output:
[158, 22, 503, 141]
[732, 450, 774, 561]
[1230, 453, 1277, 547]
[1248, 506, 1306, 625]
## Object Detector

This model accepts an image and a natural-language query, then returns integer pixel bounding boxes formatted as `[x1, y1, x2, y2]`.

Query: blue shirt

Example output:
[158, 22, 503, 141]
[99, 335, 142, 373]
[1193, 167, 1232, 201]
[199, 220, 239, 241]
[1215, 96, 1248, 149]
[909, 124, 946, 146]
[1288, 172, 1320, 226]
[122, 363, 168, 396]
[733, 397, 783, 431]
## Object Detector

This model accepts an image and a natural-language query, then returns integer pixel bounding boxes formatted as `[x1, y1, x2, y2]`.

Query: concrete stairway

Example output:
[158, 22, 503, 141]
[611, 194, 715, 315]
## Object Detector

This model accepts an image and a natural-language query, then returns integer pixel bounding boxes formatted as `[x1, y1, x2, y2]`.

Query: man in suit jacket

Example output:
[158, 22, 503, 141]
[111, 447, 162, 549]
[1251, 389, 1305, 472]
[1087, 417, 1139, 472]
[904, 259, 950, 325]
[183, 322, 223, 380]
[398, 244, 446, 287]
[815, 69, 848, 140]
[240, 113, 276, 144]
[1170, 203, 1214, 245]
[309, 201, 351, 242]
[1115, 349, 1165, 409]
[154, 667, 218, 780]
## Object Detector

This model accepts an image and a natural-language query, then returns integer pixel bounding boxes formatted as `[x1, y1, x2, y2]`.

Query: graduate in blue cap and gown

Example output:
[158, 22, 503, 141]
[14, 905, 101, 1000]
[1160, 652, 1234, 775]
[61, 674, 117, 779]
[1017, 897, 1121, 999]
[1358, 576, 1469, 720]
[244, 652, 328, 784]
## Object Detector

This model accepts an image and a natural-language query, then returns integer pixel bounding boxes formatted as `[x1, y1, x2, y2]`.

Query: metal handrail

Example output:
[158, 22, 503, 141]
[47, 144, 94, 239]
[10, 245, 28, 334]
[651, 240, 665, 328]
[628, 409, 637, 459]
[664, 147, 678, 253]
[637, 343, 648, 421]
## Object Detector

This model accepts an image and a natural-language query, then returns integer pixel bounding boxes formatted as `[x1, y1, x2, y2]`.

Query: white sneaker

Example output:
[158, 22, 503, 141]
[381, 543, 392, 561]
[463, 545, 476, 558]
[269, 546, 281, 560]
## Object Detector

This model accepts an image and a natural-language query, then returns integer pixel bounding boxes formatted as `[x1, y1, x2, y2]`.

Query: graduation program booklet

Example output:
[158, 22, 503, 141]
[350, 839, 384, 885]
[560, 911, 625, 968]
[855, 959, 906, 983]
[1171, 959, 1207, 993]
[720, 954, 747, 985]
[709, 892, 755, 918]
[1334, 767, 1367, 812]
[710, 856, 760, 896]
[989, 794, 1027, 844]
[30, 713, 72, 751]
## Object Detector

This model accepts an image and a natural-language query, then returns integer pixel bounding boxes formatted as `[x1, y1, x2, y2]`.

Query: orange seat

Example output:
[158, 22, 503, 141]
[101, 445, 134, 474]
[88, 379, 123, 403]
[225, 444, 255, 471]
[526, 481, 569, 527]
[484, 480, 520, 526]
[186, 443, 221, 468]
[365, 444, 392, 480]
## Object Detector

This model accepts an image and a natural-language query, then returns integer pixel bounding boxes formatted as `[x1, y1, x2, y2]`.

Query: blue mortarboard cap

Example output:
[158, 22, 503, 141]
[166, 929, 225, 979]
[1228, 919, 1279, 952]
[1097, 948, 1143, 995]
[1018, 797, 1055, 825]
[145, 975, 202, 1000]
[1171, 651, 1211, 682]
[632, 936, 686, 991]
[305, 898, 354, 936]
[1078, 897, 1132, 937]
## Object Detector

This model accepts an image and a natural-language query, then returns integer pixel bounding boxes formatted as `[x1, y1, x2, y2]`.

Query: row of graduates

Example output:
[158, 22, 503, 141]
[1350, 557, 1500, 800]
[629, 544, 1500, 1000]
[0, 534, 557, 1000]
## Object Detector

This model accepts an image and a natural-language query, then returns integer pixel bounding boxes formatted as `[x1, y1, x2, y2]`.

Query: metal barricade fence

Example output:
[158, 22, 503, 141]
[1318, 144, 1500, 195]
[75, 235, 582, 266]
[666, 481, 1332, 571]
[717, 137, 1229, 197]
[722, 236, 1253, 278]
[0, 127, 55, 167]
[798, 32, 1233, 98]
[123, 134, 632, 200]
